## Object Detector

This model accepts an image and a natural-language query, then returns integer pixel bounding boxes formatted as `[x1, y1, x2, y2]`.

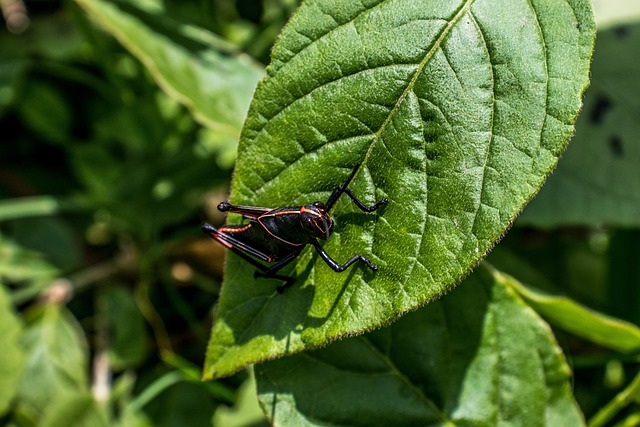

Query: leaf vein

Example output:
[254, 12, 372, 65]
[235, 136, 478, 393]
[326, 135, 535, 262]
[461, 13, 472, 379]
[361, 336, 456, 425]
[525, 0, 551, 162]
[363, 0, 477, 167]
[468, 11, 496, 239]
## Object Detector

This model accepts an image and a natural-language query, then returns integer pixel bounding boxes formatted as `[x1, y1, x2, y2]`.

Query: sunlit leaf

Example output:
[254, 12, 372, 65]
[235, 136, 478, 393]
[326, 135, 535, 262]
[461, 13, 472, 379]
[256, 263, 584, 426]
[205, 0, 595, 379]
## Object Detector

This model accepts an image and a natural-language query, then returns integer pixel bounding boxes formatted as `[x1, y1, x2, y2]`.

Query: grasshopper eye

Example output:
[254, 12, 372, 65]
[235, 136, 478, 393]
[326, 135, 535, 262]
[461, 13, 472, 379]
[313, 201, 326, 212]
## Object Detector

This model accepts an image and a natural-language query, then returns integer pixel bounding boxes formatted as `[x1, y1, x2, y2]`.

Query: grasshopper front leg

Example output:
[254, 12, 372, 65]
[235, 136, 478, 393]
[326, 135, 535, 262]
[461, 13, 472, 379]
[310, 239, 378, 272]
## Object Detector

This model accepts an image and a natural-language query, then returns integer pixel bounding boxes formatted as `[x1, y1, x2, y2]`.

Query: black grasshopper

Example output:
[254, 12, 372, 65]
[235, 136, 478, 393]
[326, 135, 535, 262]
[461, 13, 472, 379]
[202, 164, 387, 290]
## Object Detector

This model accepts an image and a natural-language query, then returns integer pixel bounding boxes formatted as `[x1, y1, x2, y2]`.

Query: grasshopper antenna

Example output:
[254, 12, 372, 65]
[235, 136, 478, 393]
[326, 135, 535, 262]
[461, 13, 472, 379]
[325, 163, 388, 213]
[325, 163, 361, 212]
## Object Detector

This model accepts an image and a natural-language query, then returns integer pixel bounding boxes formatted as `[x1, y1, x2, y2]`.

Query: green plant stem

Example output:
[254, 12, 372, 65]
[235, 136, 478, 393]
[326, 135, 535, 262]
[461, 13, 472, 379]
[589, 369, 640, 427]
[91, 350, 111, 403]
[127, 371, 184, 413]
[92, 292, 112, 403]
[73, 247, 137, 292]
[162, 353, 236, 403]
[618, 412, 640, 427]
[135, 276, 173, 354]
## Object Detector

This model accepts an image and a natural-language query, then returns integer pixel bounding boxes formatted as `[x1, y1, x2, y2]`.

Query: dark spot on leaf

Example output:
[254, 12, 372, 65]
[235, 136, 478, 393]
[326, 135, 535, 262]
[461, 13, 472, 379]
[609, 136, 624, 157]
[614, 26, 629, 38]
[590, 96, 613, 125]
[425, 147, 439, 161]
[576, 23, 580, 30]
[422, 117, 439, 144]
[423, 130, 437, 144]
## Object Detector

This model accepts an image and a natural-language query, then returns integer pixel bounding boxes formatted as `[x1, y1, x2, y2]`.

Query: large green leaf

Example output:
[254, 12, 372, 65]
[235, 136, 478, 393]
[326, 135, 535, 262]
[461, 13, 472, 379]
[74, 0, 264, 140]
[519, 24, 640, 227]
[0, 284, 25, 416]
[204, 0, 595, 379]
[256, 263, 583, 426]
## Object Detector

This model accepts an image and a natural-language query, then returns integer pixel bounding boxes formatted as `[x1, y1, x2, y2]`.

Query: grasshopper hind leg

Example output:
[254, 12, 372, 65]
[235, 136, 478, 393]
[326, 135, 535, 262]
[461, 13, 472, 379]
[202, 222, 296, 292]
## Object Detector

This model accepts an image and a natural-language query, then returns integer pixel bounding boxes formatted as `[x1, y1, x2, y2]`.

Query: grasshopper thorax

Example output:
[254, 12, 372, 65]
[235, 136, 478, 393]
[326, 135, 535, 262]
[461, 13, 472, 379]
[300, 201, 333, 240]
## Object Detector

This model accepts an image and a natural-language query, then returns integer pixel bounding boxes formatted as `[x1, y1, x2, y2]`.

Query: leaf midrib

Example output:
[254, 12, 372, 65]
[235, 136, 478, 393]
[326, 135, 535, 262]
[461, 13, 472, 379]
[249, 0, 477, 196]
[362, 0, 476, 288]
[362, 0, 477, 167]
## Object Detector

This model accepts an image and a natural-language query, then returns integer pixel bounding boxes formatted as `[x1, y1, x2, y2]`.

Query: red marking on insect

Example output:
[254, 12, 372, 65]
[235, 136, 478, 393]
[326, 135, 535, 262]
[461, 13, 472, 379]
[202, 163, 388, 291]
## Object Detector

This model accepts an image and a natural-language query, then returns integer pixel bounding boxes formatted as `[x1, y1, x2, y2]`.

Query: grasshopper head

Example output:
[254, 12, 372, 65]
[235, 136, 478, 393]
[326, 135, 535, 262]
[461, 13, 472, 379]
[300, 202, 334, 240]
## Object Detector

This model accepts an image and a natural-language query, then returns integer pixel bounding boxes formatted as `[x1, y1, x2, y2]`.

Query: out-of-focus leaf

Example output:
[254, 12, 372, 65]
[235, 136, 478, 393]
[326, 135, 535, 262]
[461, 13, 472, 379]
[19, 12, 85, 60]
[256, 263, 583, 426]
[71, 144, 122, 204]
[163, 355, 235, 404]
[0, 196, 76, 221]
[116, 409, 154, 427]
[0, 284, 25, 416]
[9, 217, 82, 270]
[70, 140, 226, 239]
[588, 371, 640, 427]
[197, 127, 239, 170]
[101, 286, 149, 370]
[212, 373, 268, 427]
[17, 304, 89, 418]
[0, 236, 59, 304]
[74, 0, 264, 142]
[488, 234, 609, 310]
[0, 45, 27, 113]
[205, 0, 595, 379]
[504, 269, 640, 353]
[592, 0, 640, 29]
[0, 236, 58, 283]
[519, 24, 640, 227]
[109, 372, 154, 427]
[17, 80, 73, 144]
[144, 381, 217, 427]
[69, 89, 234, 238]
[40, 393, 109, 427]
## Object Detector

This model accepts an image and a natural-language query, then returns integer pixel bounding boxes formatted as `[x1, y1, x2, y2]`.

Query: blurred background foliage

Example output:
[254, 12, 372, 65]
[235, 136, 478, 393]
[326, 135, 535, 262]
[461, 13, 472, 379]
[0, 0, 639, 426]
